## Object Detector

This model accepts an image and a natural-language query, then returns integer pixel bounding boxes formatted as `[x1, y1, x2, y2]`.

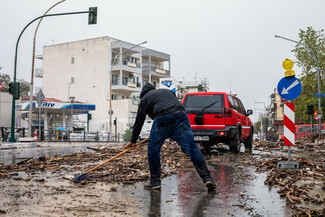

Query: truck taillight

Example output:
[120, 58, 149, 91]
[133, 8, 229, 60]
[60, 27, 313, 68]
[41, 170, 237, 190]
[224, 108, 232, 117]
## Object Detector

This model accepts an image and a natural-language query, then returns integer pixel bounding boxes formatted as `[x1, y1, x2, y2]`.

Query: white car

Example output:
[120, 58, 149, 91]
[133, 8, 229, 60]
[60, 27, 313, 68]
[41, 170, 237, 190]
[139, 118, 153, 140]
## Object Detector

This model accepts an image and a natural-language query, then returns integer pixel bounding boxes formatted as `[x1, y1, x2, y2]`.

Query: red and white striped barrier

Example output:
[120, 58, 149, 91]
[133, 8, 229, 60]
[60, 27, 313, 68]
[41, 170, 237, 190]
[284, 102, 295, 146]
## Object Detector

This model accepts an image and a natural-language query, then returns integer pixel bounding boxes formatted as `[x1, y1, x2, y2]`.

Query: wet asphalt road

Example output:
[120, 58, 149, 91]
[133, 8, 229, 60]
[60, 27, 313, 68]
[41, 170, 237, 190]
[0, 143, 292, 216]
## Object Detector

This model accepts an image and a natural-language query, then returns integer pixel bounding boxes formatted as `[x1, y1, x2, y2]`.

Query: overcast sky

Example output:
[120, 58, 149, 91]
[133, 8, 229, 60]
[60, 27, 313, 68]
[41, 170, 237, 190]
[1, 0, 324, 122]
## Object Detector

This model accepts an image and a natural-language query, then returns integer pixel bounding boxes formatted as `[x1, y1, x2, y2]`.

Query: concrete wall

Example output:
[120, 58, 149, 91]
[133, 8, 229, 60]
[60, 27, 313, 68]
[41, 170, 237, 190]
[0, 92, 12, 127]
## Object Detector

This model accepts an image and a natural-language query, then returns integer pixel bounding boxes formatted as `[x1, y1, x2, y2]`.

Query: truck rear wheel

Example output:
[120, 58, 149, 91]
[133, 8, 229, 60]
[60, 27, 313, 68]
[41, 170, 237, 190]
[229, 132, 241, 154]
[244, 131, 253, 153]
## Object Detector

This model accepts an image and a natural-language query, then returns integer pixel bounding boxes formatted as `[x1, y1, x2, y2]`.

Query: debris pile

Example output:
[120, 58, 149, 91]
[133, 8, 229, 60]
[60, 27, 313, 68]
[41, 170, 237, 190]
[257, 156, 325, 216]
[254, 141, 284, 150]
[0, 141, 189, 184]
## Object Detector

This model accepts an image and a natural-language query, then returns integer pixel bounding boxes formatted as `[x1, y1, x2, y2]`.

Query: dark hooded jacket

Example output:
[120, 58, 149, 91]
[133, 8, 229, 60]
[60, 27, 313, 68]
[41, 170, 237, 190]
[131, 83, 185, 143]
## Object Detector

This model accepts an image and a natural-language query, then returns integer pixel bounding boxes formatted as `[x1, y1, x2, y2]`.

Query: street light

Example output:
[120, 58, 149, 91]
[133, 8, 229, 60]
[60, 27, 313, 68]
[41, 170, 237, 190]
[9, 8, 98, 142]
[28, 0, 66, 138]
[69, 96, 75, 124]
[275, 35, 322, 136]
[109, 41, 147, 133]
[255, 101, 266, 141]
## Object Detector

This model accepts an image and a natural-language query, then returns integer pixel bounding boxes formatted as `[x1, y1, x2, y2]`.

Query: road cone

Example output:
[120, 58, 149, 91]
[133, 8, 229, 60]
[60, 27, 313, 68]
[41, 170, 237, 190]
[34, 129, 38, 141]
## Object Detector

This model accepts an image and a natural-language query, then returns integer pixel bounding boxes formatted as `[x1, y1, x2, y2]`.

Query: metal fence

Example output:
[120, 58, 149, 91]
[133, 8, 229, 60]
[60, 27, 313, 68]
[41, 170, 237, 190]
[42, 130, 124, 142]
[0, 127, 127, 143]
[0, 127, 26, 142]
[295, 125, 323, 140]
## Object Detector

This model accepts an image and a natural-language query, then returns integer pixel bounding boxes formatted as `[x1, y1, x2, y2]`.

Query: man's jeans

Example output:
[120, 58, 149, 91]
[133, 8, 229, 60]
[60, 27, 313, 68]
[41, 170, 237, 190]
[148, 111, 213, 185]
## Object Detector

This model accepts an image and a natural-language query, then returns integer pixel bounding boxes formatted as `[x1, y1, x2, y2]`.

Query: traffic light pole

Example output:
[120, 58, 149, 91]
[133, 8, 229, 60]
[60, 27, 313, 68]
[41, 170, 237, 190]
[9, 9, 97, 142]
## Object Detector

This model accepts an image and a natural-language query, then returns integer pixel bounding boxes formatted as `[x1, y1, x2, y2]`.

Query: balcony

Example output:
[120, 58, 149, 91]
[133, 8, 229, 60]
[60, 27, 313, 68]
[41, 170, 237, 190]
[112, 78, 141, 92]
[35, 68, 43, 78]
[142, 66, 170, 77]
[111, 59, 141, 73]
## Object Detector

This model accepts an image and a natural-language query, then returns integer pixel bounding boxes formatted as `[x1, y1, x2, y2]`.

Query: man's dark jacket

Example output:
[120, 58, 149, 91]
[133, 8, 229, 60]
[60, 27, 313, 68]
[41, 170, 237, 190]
[131, 83, 185, 143]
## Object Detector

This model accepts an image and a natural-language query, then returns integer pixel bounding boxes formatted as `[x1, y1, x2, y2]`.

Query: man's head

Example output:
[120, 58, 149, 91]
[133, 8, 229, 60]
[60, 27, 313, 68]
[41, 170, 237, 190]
[140, 83, 155, 99]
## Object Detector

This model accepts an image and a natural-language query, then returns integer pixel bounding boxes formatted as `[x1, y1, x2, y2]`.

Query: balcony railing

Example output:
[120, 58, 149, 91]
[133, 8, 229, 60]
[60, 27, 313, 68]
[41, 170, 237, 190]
[112, 79, 141, 88]
[142, 66, 170, 76]
[112, 59, 141, 68]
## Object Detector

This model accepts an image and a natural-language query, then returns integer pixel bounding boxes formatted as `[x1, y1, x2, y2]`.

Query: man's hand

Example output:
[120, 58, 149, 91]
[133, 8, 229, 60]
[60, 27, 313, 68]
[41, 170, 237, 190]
[125, 142, 136, 150]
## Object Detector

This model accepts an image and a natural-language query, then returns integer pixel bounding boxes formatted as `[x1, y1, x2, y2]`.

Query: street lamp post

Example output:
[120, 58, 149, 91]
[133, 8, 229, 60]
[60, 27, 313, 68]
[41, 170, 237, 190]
[28, 0, 66, 138]
[275, 35, 322, 136]
[255, 102, 266, 141]
[9, 8, 97, 142]
[108, 41, 147, 134]
[69, 96, 75, 121]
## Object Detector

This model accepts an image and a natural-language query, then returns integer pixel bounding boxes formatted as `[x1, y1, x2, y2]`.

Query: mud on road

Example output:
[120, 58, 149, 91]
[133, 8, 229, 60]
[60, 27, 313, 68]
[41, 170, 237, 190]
[0, 137, 324, 216]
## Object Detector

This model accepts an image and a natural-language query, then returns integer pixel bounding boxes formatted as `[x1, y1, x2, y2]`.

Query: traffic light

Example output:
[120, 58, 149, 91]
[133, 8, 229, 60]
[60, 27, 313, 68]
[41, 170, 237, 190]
[8, 82, 20, 99]
[113, 119, 117, 125]
[88, 113, 92, 120]
[8, 82, 14, 95]
[88, 7, 97, 25]
[14, 82, 20, 100]
[198, 84, 203, 92]
[307, 104, 314, 115]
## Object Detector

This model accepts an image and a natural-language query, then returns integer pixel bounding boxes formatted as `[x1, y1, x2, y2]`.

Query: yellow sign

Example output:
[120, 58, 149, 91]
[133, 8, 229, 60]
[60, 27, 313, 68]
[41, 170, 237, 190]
[282, 59, 295, 77]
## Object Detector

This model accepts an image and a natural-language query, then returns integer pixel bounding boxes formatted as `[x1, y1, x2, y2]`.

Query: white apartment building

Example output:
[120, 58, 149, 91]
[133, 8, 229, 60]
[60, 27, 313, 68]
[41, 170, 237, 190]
[38, 36, 170, 135]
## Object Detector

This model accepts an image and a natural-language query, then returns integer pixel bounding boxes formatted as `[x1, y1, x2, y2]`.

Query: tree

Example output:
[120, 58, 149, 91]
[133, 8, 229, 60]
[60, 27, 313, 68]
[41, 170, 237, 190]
[0, 73, 30, 95]
[18, 79, 30, 95]
[123, 127, 132, 142]
[292, 27, 325, 123]
[0, 73, 11, 92]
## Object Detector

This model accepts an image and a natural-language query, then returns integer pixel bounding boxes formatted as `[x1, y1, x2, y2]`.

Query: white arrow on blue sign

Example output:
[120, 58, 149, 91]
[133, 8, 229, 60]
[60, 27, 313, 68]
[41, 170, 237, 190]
[277, 77, 302, 100]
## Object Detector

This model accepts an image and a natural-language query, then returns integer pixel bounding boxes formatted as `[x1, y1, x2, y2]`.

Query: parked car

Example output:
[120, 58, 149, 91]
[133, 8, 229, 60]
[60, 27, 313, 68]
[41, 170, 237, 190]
[139, 118, 153, 140]
[182, 92, 253, 153]
[253, 134, 260, 142]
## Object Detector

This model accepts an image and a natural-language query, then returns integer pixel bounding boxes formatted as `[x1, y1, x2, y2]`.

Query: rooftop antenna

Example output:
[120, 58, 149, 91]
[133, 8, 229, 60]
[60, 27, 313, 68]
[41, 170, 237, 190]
[230, 79, 232, 94]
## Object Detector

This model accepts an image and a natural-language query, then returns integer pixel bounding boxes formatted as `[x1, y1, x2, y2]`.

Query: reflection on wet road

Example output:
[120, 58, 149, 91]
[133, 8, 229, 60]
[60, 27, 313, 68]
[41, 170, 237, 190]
[114, 164, 292, 216]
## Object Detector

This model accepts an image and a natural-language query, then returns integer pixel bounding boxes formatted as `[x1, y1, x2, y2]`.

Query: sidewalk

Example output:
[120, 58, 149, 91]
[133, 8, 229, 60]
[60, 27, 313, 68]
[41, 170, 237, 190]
[0, 141, 124, 150]
[0, 142, 38, 150]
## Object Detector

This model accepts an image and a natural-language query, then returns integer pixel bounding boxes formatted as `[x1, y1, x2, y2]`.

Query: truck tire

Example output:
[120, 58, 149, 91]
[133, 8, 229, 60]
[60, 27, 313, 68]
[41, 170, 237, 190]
[229, 131, 241, 154]
[244, 130, 253, 153]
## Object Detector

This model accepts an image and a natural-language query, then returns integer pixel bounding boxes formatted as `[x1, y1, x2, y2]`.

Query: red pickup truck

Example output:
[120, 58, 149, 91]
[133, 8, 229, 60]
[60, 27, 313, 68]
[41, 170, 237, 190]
[182, 92, 254, 153]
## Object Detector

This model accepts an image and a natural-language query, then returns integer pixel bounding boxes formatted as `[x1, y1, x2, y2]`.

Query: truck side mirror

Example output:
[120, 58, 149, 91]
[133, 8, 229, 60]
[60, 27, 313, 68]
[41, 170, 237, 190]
[246, 109, 253, 116]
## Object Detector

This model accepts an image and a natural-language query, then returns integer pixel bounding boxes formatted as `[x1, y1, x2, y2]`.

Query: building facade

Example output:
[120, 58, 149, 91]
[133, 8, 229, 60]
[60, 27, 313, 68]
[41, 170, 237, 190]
[39, 36, 170, 135]
[266, 88, 284, 140]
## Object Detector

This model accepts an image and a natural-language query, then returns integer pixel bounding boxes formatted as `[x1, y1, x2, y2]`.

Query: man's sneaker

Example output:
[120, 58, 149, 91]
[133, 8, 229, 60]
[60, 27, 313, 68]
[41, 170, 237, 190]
[205, 181, 216, 192]
[144, 183, 161, 190]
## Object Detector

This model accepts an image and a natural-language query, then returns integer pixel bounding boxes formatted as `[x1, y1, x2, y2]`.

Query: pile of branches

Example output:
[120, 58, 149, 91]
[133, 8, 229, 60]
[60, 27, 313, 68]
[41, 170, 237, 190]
[0, 141, 189, 184]
[258, 156, 325, 216]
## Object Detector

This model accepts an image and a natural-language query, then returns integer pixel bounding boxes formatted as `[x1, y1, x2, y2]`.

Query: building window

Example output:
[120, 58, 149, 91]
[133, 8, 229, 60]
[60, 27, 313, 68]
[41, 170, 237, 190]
[71, 57, 74, 64]
[112, 94, 118, 100]
[112, 74, 118, 85]
[122, 77, 128, 85]
[129, 112, 137, 126]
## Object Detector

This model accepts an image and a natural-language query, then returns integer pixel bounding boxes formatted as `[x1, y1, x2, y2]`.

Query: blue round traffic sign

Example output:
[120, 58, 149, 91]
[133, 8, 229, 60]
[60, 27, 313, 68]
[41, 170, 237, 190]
[277, 77, 302, 100]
